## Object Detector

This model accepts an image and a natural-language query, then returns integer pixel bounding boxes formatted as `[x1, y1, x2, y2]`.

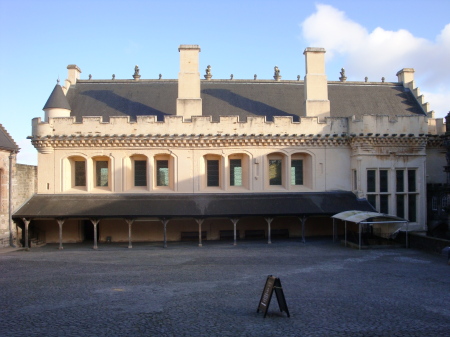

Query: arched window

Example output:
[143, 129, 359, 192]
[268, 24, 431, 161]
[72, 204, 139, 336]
[266, 152, 287, 189]
[228, 153, 250, 189]
[203, 154, 223, 189]
[290, 152, 313, 190]
[64, 156, 87, 191]
[154, 154, 174, 190]
[93, 156, 111, 190]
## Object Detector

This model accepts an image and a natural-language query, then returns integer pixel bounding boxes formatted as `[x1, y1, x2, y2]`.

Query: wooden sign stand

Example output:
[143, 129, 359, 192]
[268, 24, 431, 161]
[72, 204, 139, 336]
[257, 275, 290, 318]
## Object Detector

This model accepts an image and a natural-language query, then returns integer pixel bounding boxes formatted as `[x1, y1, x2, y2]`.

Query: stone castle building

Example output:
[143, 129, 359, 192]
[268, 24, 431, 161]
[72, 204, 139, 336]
[12, 45, 447, 248]
[0, 124, 37, 247]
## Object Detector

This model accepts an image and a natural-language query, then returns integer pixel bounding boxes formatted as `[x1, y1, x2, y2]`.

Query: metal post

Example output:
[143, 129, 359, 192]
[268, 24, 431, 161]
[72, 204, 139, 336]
[56, 218, 65, 250]
[90, 218, 99, 250]
[22, 218, 30, 251]
[265, 217, 273, 244]
[358, 223, 361, 250]
[162, 219, 169, 248]
[299, 216, 307, 243]
[345, 221, 347, 247]
[406, 222, 409, 248]
[125, 218, 134, 249]
[231, 218, 239, 246]
[332, 218, 335, 242]
[195, 219, 204, 247]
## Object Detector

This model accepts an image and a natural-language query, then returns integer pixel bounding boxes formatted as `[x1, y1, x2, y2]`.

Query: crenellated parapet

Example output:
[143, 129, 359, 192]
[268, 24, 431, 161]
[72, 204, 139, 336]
[349, 114, 429, 135]
[32, 115, 351, 139]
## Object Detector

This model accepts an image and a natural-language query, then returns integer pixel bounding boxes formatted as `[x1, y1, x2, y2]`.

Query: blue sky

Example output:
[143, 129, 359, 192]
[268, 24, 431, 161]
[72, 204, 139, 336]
[1, 0, 449, 164]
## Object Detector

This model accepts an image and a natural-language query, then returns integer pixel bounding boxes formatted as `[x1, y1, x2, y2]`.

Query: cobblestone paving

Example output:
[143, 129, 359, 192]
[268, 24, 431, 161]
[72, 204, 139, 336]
[1, 239, 449, 336]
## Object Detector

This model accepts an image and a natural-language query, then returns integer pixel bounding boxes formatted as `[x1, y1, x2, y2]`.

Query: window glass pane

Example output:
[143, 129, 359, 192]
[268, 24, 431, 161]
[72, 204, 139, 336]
[291, 160, 303, 185]
[431, 196, 437, 211]
[367, 195, 376, 210]
[134, 160, 147, 186]
[380, 195, 389, 214]
[230, 159, 242, 186]
[396, 194, 405, 218]
[408, 194, 416, 222]
[75, 161, 86, 186]
[396, 170, 404, 192]
[156, 160, 169, 186]
[408, 170, 416, 192]
[96, 161, 108, 187]
[269, 159, 282, 185]
[380, 170, 388, 193]
[353, 170, 357, 190]
[367, 170, 376, 192]
[207, 160, 219, 187]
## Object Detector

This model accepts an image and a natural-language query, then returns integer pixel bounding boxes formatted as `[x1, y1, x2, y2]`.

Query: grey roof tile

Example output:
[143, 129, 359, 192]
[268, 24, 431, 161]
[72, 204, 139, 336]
[65, 80, 425, 122]
[0, 123, 19, 152]
[43, 83, 71, 110]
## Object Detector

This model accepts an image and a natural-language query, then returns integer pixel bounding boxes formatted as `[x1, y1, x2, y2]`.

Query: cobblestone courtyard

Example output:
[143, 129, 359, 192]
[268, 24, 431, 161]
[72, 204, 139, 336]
[1, 239, 449, 336]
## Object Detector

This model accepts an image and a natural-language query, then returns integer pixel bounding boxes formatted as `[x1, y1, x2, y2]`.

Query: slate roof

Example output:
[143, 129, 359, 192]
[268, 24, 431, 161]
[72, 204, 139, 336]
[13, 191, 374, 219]
[0, 124, 19, 152]
[65, 80, 425, 122]
[43, 83, 71, 110]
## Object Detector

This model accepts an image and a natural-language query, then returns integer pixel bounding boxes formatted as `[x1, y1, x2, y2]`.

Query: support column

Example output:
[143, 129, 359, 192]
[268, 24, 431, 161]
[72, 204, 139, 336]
[90, 218, 99, 250]
[125, 218, 134, 249]
[22, 218, 31, 251]
[265, 217, 273, 244]
[359, 223, 362, 250]
[195, 219, 204, 247]
[56, 218, 65, 250]
[230, 218, 239, 246]
[345, 221, 347, 247]
[162, 219, 169, 248]
[298, 216, 307, 243]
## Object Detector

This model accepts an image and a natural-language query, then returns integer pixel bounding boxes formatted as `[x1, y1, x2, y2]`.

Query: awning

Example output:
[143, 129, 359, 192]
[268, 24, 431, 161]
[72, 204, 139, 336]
[13, 191, 374, 220]
[332, 210, 409, 249]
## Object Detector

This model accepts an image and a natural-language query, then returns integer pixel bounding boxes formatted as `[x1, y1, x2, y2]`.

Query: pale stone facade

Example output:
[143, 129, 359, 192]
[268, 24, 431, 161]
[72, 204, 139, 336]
[15, 45, 447, 246]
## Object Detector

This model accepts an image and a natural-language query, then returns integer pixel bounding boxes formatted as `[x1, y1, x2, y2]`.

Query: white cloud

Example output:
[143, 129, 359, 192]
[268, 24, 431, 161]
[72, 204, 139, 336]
[301, 4, 450, 118]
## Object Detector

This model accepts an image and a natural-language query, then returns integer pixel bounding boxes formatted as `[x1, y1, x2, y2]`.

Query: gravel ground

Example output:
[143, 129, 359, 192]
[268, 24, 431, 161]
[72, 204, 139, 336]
[1, 239, 449, 337]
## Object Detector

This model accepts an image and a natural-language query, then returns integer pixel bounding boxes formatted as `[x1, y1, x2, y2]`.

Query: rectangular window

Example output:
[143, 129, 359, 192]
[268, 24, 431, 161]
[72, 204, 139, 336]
[380, 195, 389, 214]
[291, 160, 303, 185]
[134, 160, 147, 186]
[230, 159, 242, 186]
[269, 159, 282, 185]
[408, 170, 416, 192]
[353, 170, 357, 190]
[367, 170, 376, 192]
[96, 161, 108, 187]
[396, 170, 404, 192]
[207, 160, 219, 187]
[431, 196, 438, 211]
[368, 195, 376, 210]
[156, 160, 169, 187]
[75, 161, 86, 186]
[396, 195, 405, 218]
[408, 194, 417, 222]
[380, 170, 388, 193]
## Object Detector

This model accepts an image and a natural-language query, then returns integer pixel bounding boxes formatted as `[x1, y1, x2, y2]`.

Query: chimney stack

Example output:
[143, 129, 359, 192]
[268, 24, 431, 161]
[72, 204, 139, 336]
[303, 48, 330, 122]
[177, 45, 202, 119]
[64, 64, 82, 93]
[396, 68, 415, 90]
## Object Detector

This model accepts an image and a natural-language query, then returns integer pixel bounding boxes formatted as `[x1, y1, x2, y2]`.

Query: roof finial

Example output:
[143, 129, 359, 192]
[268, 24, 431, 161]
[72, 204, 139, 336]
[57, 77, 60, 85]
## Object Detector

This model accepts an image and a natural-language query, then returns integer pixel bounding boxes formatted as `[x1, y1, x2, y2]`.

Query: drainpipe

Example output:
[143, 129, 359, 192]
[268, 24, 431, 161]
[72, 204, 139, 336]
[8, 151, 17, 247]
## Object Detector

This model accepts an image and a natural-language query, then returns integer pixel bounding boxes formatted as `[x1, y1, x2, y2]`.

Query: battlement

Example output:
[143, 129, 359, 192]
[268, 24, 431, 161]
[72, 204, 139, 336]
[32, 114, 432, 139]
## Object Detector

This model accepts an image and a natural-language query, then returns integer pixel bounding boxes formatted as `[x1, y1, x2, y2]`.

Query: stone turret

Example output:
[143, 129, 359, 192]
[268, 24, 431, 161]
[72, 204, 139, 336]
[43, 80, 71, 122]
[176, 45, 202, 120]
[303, 47, 330, 122]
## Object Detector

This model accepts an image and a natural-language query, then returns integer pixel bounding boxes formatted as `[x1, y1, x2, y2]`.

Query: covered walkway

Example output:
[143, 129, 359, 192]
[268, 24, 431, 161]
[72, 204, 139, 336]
[13, 192, 374, 249]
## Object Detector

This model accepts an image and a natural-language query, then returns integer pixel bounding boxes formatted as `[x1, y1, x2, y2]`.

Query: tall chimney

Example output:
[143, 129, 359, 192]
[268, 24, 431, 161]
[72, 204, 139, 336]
[177, 45, 202, 119]
[396, 68, 415, 90]
[303, 47, 330, 122]
[64, 64, 82, 93]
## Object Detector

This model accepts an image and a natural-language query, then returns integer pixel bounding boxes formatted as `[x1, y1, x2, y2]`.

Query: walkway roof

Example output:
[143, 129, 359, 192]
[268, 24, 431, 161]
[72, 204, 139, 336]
[332, 210, 407, 224]
[13, 192, 374, 220]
